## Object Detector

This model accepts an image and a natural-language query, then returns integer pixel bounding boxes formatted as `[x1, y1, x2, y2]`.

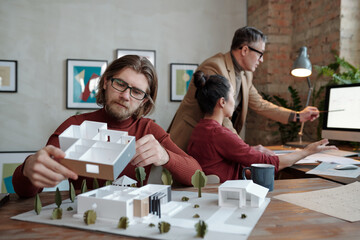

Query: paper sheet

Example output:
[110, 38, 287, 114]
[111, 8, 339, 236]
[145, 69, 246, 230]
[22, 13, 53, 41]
[306, 162, 360, 178]
[274, 181, 360, 222]
[296, 153, 360, 165]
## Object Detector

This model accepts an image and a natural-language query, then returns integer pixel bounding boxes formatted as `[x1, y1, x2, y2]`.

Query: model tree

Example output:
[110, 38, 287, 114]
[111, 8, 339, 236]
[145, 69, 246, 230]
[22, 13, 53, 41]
[93, 178, 99, 189]
[81, 179, 88, 193]
[158, 221, 171, 233]
[161, 168, 173, 185]
[135, 166, 146, 187]
[195, 220, 208, 238]
[83, 209, 97, 225]
[52, 187, 63, 220]
[191, 170, 208, 197]
[34, 194, 42, 215]
[117, 216, 129, 229]
[69, 182, 76, 202]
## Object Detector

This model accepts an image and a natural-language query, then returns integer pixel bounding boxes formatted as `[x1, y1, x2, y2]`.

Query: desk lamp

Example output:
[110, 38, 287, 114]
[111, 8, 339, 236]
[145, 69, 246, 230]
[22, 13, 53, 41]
[285, 46, 313, 148]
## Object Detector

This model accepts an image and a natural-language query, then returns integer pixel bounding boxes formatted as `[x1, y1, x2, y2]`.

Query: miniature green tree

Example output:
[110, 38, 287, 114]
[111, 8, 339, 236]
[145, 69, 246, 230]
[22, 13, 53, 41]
[34, 194, 42, 215]
[181, 196, 189, 202]
[83, 210, 97, 225]
[193, 213, 200, 218]
[117, 216, 129, 229]
[93, 178, 99, 189]
[81, 179, 88, 193]
[105, 180, 112, 186]
[158, 221, 171, 234]
[191, 170, 208, 198]
[195, 220, 208, 238]
[69, 182, 76, 202]
[161, 168, 173, 185]
[135, 166, 146, 187]
[52, 187, 63, 220]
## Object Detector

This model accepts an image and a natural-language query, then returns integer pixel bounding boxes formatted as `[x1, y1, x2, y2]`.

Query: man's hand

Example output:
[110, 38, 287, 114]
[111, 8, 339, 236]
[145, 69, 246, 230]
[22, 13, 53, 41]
[299, 106, 319, 122]
[23, 145, 78, 188]
[131, 134, 170, 167]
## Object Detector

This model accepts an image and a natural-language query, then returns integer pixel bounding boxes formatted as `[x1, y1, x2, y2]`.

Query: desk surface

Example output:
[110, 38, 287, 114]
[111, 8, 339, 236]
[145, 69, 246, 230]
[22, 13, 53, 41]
[1, 178, 359, 239]
[267, 145, 360, 184]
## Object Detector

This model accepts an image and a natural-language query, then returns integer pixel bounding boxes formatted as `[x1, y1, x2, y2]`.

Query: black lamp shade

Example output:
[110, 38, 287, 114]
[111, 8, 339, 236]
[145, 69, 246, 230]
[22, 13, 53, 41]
[291, 46, 312, 77]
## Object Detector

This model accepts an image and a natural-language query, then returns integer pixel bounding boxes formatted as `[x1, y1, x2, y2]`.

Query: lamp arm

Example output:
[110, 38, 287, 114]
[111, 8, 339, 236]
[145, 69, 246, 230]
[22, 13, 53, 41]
[298, 77, 313, 142]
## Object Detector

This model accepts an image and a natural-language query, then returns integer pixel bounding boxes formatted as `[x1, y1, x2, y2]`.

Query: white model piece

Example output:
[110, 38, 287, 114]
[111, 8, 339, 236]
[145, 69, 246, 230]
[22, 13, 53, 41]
[113, 176, 137, 186]
[218, 180, 268, 208]
[77, 184, 171, 220]
[58, 121, 136, 180]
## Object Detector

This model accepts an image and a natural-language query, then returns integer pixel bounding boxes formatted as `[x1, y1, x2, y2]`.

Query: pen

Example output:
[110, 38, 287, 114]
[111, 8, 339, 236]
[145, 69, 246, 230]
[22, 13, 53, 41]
[319, 109, 345, 113]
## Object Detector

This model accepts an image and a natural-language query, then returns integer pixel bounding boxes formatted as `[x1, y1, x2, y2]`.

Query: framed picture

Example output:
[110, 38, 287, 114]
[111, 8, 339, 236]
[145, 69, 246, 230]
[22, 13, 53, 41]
[116, 49, 156, 67]
[0, 151, 68, 193]
[66, 59, 108, 109]
[0, 60, 17, 92]
[170, 63, 198, 102]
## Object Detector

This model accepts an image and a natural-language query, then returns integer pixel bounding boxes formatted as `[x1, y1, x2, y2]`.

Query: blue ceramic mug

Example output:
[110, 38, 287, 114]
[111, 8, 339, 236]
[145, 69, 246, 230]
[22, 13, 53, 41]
[242, 164, 275, 191]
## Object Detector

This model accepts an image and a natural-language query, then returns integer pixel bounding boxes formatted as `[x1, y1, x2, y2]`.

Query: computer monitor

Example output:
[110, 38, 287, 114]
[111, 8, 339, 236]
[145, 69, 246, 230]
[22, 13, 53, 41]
[321, 83, 360, 142]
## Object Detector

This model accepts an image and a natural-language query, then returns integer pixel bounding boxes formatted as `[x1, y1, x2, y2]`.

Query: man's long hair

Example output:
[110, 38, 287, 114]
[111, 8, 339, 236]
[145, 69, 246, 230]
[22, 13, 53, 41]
[96, 55, 158, 118]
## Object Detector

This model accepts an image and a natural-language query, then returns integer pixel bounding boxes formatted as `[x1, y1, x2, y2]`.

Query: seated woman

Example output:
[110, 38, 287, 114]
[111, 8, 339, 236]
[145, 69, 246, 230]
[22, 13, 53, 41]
[187, 71, 337, 182]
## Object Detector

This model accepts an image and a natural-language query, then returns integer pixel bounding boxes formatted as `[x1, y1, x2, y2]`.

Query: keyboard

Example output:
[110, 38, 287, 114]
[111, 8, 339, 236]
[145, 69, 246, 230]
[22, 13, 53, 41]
[322, 149, 359, 157]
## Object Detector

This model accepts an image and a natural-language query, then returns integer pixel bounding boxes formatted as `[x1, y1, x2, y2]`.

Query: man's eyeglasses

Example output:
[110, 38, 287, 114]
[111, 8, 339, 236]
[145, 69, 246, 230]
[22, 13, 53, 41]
[110, 78, 148, 100]
[240, 45, 264, 60]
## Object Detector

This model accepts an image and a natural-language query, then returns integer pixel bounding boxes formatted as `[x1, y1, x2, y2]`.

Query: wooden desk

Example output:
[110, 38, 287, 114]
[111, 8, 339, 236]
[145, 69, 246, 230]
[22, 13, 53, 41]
[1, 178, 359, 239]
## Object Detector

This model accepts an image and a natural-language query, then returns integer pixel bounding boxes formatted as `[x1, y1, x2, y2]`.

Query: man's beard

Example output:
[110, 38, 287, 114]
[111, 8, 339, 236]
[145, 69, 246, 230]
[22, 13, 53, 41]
[105, 100, 137, 121]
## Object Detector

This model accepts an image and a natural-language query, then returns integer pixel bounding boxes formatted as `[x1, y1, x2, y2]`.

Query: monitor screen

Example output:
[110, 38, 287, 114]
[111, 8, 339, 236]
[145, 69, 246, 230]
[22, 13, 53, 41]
[321, 83, 360, 142]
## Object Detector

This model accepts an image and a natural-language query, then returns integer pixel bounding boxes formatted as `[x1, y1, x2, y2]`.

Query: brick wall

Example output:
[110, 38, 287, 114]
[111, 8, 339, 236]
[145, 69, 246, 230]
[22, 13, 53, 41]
[246, 0, 342, 145]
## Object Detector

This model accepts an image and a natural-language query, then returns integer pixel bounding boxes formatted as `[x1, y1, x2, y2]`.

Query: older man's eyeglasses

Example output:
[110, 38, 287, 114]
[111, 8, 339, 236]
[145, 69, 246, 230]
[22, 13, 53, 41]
[240, 45, 264, 60]
[111, 78, 148, 100]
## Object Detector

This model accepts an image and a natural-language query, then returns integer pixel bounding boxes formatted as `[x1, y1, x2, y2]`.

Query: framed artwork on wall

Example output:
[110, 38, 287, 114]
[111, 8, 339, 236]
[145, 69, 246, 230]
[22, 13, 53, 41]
[170, 63, 198, 102]
[66, 59, 108, 109]
[0, 60, 17, 93]
[116, 49, 156, 67]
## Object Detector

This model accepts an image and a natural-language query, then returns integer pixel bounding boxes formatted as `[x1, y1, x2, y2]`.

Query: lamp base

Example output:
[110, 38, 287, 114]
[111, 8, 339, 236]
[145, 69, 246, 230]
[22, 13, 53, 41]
[285, 141, 313, 148]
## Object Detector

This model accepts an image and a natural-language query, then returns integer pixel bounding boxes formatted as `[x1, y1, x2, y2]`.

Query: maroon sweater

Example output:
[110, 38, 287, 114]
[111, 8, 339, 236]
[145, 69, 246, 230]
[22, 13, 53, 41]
[13, 108, 201, 198]
[187, 119, 279, 183]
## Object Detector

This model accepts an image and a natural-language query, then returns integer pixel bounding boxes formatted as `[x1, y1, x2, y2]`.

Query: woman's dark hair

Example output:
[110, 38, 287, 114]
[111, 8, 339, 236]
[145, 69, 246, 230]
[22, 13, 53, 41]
[231, 26, 267, 50]
[193, 71, 231, 115]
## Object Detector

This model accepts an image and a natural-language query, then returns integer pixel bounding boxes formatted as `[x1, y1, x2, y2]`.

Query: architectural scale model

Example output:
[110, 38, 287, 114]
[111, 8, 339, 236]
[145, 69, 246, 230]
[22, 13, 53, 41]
[218, 180, 268, 208]
[13, 179, 271, 239]
[58, 121, 136, 180]
[77, 184, 171, 220]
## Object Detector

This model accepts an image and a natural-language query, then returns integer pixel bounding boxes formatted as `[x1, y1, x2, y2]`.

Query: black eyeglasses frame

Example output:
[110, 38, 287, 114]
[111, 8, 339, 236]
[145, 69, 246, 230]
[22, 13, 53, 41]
[239, 45, 264, 60]
[110, 78, 148, 101]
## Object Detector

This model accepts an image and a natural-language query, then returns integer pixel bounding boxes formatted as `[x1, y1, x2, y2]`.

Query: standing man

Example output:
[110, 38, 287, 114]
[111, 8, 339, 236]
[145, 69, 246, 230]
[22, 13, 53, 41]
[168, 26, 319, 151]
[13, 55, 201, 198]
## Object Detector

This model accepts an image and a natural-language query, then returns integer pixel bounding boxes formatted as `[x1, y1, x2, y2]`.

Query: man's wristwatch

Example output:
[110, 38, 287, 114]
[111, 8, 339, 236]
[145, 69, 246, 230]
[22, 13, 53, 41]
[296, 112, 300, 122]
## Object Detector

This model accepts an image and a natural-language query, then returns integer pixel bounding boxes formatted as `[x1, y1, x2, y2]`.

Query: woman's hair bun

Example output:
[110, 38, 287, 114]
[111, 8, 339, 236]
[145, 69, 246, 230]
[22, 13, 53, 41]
[193, 71, 206, 89]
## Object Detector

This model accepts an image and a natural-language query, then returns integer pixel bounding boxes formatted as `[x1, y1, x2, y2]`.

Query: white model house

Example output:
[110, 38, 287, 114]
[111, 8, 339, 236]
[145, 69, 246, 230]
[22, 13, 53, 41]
[58, 121, 136, 180]
[218, 180, 268, 208]
[77, 184, 171, 220]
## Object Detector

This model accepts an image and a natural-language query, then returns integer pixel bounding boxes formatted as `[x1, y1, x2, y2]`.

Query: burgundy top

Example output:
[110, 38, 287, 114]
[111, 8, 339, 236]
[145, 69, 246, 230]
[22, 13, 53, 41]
[13, 108, 202, 198]
[187, 119, 279, 183]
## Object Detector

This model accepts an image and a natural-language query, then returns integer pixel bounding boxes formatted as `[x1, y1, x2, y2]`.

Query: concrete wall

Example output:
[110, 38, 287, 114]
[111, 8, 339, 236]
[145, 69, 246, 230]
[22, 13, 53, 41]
[0, 0, 246, 151]
[340, 0, 360, 68]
